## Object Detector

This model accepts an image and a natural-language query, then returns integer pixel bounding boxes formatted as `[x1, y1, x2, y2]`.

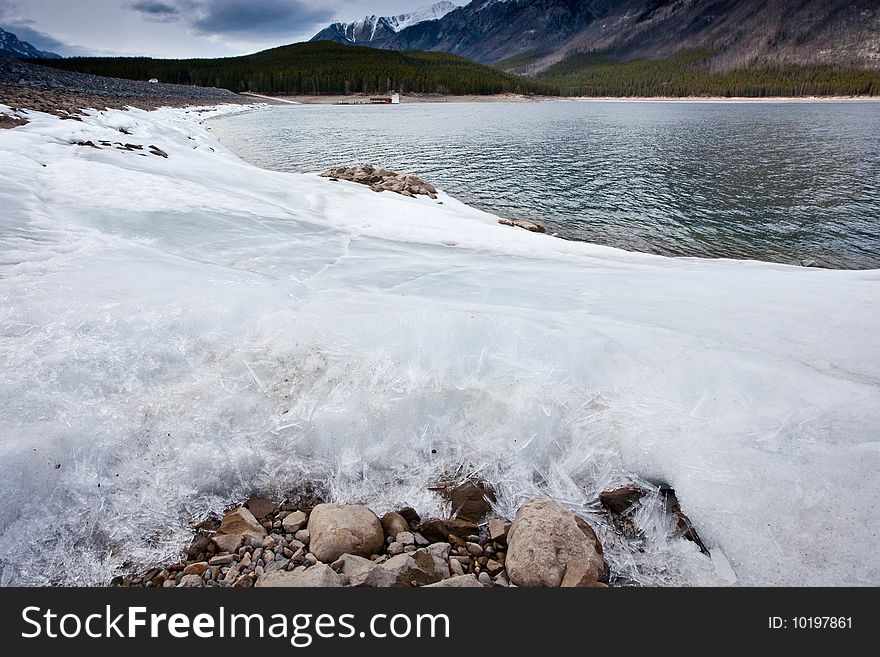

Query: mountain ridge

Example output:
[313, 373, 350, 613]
[311, 0, 880, 73]
[0, 27, 61, 60]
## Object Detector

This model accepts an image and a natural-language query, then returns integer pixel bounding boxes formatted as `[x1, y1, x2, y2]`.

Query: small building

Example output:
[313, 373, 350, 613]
[368, 92, 401, 105]
[148, 78, 159, 84]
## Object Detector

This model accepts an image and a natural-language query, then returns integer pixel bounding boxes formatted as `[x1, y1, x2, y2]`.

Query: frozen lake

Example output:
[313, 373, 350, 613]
[210, 100, 880, 269]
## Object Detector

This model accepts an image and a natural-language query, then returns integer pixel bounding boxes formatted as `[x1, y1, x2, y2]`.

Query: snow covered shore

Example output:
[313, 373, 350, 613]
[0, 104, 878, 586]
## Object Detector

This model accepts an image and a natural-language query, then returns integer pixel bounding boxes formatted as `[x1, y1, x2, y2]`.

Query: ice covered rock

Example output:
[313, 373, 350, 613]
[245, 495, 276, 519]
[439, 479, 496, 523]
[211, 506, 267, 554]
[599, 485, 647, 515]
[255, 563, 342, 587]
[506, 497, 605, 587]
[307, 503, 384, 562]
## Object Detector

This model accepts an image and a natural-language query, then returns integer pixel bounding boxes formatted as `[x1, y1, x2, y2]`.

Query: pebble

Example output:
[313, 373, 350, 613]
[387, 542, 404, 556]
[449, 559, 465, 577]
[396, 531, 415, 546]
[466, 542, 483, 557]
[478, 572, 493, 586]
[295, 529, 310, 544]
[304, 553, 318, 566]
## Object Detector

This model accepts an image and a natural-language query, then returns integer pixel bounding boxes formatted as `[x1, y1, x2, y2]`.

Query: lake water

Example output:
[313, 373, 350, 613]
[210, 100, 880, 269]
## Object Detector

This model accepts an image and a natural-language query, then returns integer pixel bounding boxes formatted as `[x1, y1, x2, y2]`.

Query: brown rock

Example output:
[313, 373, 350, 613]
[307, 504, 384, 562]
[488, 518, 511, 542]
[440, 480, 496, 523]
[255, 563, 342, 588]
[396, 507, 421, 527]
[424, 575, 485, 588]
[211, 506, 266, 554]
[598, 485, 648, 515]
[505, 497, 605, 588]
[282, 510, 308, 533]
[381, 512, 410, 538]
[420, 518, 479, 543]
[245, 495, 276, 519]
[182, 562, 208, 576]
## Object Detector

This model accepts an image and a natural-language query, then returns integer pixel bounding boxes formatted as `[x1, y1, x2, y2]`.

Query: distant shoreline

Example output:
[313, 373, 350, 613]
[265, 92, 880, 105]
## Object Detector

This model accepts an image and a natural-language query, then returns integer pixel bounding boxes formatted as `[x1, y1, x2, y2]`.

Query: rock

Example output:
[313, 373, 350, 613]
[424, 575, 484, 588]
[294, 529, 310, 544]
[599, 485, 647, 515]
[505, 497, 605, 588]
[307, 504, 384, 562]
[397, 507, 421, 527]
[211, 506, 266, 554]
[449, 559, 465, 577]
[485, 559, 503, 576]
[183, 562, 208, 576]
[363, 551, 449, 587]
[255, 563, 342, 587]
[320, 166, 438, 199]
[478, 571, 493, 586]
[177, 574, 204, 587]
[413, 532, 429, 546]
[396, 531, 415, 546]
[149, 145, 168, 158]
[187, 530, 213, 560]
[282, 510, 307, 534]
[660, 487, 709, 555]
[466, 542, 483, 557]
[330, 554, 380, 587]
[498, 218, 546, 233]
[245, 495, 276, 519]
[438, 480, 496, 523]
[488, 518, 511, 542]
[208, 554, 235, 566]
[420, 518, 479, 543]
[427, 542, 451, 560]
[381, 512, 409, 538]
[387, 542, 404, 556]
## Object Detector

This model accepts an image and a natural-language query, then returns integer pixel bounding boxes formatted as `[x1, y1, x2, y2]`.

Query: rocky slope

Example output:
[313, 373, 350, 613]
[313, 0, 880, 73]
[0, 27, 60, 59]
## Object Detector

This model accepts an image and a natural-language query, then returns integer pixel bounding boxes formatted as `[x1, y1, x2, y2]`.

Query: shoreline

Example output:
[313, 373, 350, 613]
[268, 92, 880, 105]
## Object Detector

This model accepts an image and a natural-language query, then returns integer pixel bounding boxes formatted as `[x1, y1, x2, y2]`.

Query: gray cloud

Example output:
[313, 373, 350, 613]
[127, 0, 336, 36]
[127, 1, 181, 23]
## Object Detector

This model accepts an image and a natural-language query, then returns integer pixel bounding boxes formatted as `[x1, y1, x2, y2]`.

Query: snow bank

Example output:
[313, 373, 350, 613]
[0, 104, 878, 586]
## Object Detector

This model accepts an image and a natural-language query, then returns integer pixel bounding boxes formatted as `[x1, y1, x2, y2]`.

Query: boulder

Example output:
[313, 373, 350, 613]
[307, 503, 384, 562]
[255, 563, 342, 587]
[424, 575, 484, 588]
[211, 506, 267, 554]
[381, 512, 409, 538]
[505, 497, 605, 587]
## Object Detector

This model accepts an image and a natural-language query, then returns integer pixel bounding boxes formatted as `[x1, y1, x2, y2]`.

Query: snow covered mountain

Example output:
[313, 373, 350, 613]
[311, 2, 459, 46]
[312, 0, 880, 73]
[0, 27, 60, 59]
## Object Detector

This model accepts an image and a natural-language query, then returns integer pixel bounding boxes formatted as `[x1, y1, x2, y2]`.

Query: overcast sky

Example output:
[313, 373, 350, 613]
[0, 0, 453, 58]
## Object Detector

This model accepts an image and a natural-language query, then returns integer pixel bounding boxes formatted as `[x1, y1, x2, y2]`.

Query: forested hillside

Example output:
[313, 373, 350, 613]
[539, 51, 880, 97]
[38, 41, 551, 96]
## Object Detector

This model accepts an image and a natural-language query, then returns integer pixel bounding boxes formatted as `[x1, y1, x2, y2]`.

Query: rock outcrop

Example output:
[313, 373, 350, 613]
[321, 165, 438, 199]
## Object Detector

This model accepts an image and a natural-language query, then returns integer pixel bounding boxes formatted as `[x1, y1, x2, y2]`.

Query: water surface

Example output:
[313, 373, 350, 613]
[210, 100, 880, 269]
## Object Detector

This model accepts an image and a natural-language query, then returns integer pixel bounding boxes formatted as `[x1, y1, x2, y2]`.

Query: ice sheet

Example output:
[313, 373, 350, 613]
[0, 104, 878, 586]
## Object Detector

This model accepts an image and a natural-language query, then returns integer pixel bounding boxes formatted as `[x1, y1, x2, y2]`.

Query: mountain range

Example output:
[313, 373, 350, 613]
[312, 0, 880, 73]
[0, 27, 61, 60]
